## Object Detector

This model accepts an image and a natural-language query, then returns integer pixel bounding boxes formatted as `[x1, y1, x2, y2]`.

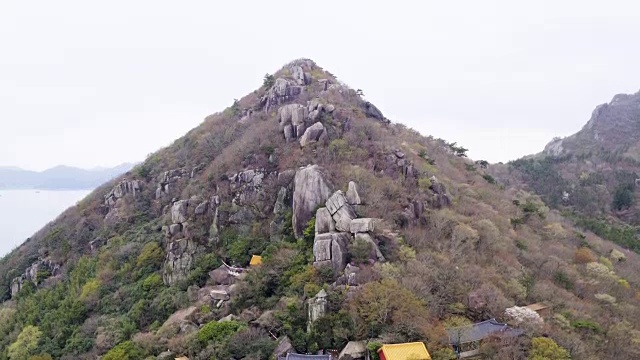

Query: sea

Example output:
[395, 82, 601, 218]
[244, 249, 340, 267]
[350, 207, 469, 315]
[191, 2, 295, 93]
[0, 189, 90, 258]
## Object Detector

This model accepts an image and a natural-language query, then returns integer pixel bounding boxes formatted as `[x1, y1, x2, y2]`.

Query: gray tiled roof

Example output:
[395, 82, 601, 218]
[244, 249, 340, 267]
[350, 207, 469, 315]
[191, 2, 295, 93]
[447, 319, 523, 344]
[286, 354, 332, 360]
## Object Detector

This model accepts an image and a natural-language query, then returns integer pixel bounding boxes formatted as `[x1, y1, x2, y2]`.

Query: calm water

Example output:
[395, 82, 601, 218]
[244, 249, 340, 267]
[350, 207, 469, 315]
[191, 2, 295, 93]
[0, 190, 90, 258]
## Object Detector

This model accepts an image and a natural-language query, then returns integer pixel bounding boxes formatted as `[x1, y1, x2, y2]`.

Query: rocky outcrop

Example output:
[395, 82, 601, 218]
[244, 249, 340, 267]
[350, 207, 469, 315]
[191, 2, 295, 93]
[156, 168, 188, 200]
[379, 149, 420, 180]
[362, 101, 385, 121]
[346, 181, 361, 205]
[326, 191, 357, 232]
[229, 168, 270, 206]
[273, 336, 294, 359]
[10, 258, 61, 297]
[209, 265, 236, 285]
[194, 201, 209, 216]
[429, 176, 452, 208]
[163, 239, 199, 285]
[292, 165, 333, 238]
[313, 232, 350, 272]
[315, 207, 335, 234]
[307, 289, 328, 331]
[290, 65, 311, 86]
[277, 98, 335, 142]
[350, 218, 377, 234]
[279, 104, 308, 142]
[104, 179, 141, 207]
[299, 122, 327, 147]
[171, 200, 189, 224]
[263, 78, 304, 111]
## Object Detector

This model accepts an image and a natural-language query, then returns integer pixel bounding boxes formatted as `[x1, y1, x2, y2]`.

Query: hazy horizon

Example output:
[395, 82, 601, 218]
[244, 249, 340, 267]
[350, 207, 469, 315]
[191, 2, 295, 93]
[2, 1, 640, 169]
[0, 189, 90, 257]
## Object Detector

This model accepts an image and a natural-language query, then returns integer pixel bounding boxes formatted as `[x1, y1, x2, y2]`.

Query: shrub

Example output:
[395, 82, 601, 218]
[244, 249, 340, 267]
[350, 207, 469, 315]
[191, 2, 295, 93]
[610, 249, 627, 262]
[8, 325, 42, 360]
[528, 337, 571, 360]
[197, 320, 245, 345]
[594, 293, 617, 305]
[367, 341, 383, 360]
[613, 183, 634, 210]
[586, 262, 617, 280]
[79, 279, 101, 305]
[571, 319, 603, 333]
[102, 340, 147, 360]
[263, 73, 275, 88]
[574, 247, 597, 264]
[599, 256, 613, 270]
[418, 177, 432, 191]
[553, 271, 574, 290]
[141, 273, 163, 292]
[351, 238, 373, 264]
[227, 328, 276, 359]
[482, 174, 496, 184]
[136, 242, 164, 271]
[618, 278, 631, 289]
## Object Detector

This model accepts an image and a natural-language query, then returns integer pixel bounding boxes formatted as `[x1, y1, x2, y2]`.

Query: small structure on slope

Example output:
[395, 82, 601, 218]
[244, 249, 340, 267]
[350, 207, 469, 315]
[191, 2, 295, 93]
[378, 342, 431, 360]
[524, 302, 552, 319]
[338, 341, 368, 360]
[447, 319, 523, 359]
[250, 255, 263, 267]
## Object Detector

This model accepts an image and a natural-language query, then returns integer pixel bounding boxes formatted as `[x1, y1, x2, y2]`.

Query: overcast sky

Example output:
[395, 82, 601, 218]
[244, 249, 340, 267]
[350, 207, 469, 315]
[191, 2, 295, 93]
[1, 1, 639, 171]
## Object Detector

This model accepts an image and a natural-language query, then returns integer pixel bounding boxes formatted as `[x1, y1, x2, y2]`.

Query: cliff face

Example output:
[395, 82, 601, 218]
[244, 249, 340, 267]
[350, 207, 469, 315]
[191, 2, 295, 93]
[543, 91, 640, 158]
[2, 60, 640, 359]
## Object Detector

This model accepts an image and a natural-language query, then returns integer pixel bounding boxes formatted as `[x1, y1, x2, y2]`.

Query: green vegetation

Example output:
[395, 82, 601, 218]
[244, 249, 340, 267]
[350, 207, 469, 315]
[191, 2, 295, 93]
[263, 73, 275, 88]
[528, 337, 571, 360]
[1, 60, 639, 360]
[613, 183, 635, 210]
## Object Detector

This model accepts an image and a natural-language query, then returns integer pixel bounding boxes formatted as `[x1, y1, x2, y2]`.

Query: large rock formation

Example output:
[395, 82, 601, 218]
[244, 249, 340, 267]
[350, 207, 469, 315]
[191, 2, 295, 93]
[346, 181, 361, 205]
[279, 104, 309, 142]
[315, 207, 335, 234]
[313, 232, 350, 272]
[163, 239, 199, 285]
[263, 78, 304, 111]
[326, 191, 357, 232]
[156, 168, 188, 200]
[10, 258, 61, 297]
[292, 165, 333, 238]
[104, 179, 141, 207]
[307, 289, 328, 331]
[171, 200, 189, 224]
[299, 122, 327, 147]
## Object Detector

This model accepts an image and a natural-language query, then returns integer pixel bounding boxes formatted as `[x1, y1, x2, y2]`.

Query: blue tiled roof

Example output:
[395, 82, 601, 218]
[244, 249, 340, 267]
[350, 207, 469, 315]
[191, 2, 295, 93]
[447, 319, 523, 344]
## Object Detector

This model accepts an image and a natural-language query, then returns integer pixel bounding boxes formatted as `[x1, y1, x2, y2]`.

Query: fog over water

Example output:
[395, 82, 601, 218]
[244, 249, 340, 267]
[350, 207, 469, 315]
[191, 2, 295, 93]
[0, 190, 89, 258]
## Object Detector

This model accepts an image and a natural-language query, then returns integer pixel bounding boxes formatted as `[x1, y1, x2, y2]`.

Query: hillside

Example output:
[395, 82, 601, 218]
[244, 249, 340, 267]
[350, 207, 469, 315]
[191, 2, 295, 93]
[500, 91, 640, 253]
[0, 163, 136, 190]
[1, 60, 640, 360]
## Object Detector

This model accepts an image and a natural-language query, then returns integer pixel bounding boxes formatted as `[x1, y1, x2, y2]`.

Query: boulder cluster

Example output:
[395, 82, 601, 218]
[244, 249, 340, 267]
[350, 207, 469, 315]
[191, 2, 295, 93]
[10, 258, 61, 297]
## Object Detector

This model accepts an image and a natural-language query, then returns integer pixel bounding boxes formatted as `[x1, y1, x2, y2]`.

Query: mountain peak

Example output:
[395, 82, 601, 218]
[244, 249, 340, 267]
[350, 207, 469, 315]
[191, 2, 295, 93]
[543, 89, 640, 158]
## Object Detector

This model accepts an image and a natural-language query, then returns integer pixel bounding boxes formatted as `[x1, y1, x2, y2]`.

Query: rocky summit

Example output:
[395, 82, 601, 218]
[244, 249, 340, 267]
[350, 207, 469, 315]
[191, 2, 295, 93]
[2, 60, 640, 359]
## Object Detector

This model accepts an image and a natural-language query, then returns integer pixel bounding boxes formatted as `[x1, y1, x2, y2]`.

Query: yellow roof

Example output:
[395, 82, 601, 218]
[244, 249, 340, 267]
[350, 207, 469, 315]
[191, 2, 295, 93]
[250, 255, 263, 266]
[379, 342, 431, 360]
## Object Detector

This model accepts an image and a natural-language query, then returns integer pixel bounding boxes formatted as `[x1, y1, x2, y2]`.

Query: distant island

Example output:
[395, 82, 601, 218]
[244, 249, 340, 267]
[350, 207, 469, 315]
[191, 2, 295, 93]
[0, 163, 136, 190]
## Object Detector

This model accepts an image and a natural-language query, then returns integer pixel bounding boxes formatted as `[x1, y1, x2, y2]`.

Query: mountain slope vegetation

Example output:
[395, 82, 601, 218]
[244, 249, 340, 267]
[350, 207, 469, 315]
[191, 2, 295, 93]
[1, 60, 640, 360]
[500, 91, 640, 253]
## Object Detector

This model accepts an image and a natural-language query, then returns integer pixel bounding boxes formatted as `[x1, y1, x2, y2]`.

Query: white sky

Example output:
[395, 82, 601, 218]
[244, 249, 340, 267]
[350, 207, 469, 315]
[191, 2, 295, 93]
[1, 1, 639, 170]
